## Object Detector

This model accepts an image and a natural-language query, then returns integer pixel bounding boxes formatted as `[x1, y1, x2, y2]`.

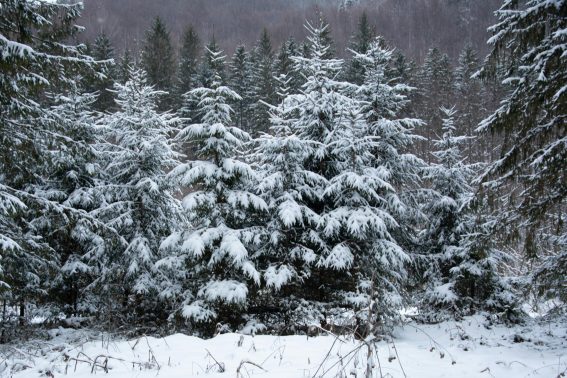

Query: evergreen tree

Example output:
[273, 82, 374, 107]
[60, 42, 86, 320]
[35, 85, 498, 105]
[177, 25, 201, 102]
[253, 25, 424, 330]
[160, 51, 267, 332]
[299, 41, 311, 59]
[479, 0, 566, 303]
[117, 49, 134, 84]
[421, 108, 519, 321]
[39, 86, 105, 316]
[455, 190, 520, 320]
[251, 28, 277, 134]
[417, 48, 454, 158]
[392, 51, 416, 86]
[176, 26, 202, 127]
[96, 68, 183, 322]
[0, 0, 99, 323]
[199, 37, 225, 88]
[317, 14, 336, 59]
[419, 107, 476, 320]
[252, 61, 328, 329]
[299, 13, 335, 60]
[89, 32, 116, 112]
[253, 20, 347, 325]
[454, 45, 486, 161]
[352, 38, 425, 325]
[346, 11, 375, 84]
[141, 17, 176, 110]
[229, 45, 254, 131]
[274, 37, 302, 95]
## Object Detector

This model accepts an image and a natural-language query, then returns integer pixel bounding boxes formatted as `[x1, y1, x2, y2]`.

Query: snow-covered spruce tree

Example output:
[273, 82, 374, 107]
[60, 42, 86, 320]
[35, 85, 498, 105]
[420, 109, 520, 322]
[533, 233, 567, 305]
[479, 0, 566, 302]
[346, 11, 375, 85]
[95, 68, 184, 325]
[350, 38, 425, 327]
[36, 85, 106, 317]
[313, 13, 336, 59]
[0, 0, 99, 323]
[252, 24, 424, 332]
[416, 47, 454, 158]
[159, 49, 267, 334]
[292, 27, 384, 323]
[117, 49, 134, 84]
[141, 17, 176, 110]
[274, 37, 302, 95]
[229, 45, 254, 132]
[392, 51, 416, 87]
[199, 38, 226, 88]
[250, 29, 277, 134]
[89, 32, 116, 112]
[251, 71, 327, 331]
[176, 26, 203, 160]
[454, 45, 487, 162]
[419, 107, 477, 321]
[290, 21, 349, 181]
[176, 25, 201, 104]
[456, 195, 521, 321]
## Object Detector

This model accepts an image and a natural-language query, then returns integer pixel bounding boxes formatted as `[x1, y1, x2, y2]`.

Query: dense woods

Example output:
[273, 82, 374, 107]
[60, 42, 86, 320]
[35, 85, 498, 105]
[78, 0, 501, 60]
[0, 0, 565, 342]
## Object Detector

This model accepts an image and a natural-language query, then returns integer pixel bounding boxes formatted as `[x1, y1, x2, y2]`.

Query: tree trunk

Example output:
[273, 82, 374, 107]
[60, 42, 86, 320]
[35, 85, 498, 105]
[19, 300, 25, 326]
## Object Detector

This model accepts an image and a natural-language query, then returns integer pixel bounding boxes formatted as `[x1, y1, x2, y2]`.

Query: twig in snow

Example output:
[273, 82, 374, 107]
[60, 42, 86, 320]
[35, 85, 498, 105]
[405, 323, 456, 365]
[260, 345, 286, 366]
[236, 359, 267, 377]
[389, 337, 407, 378]
[480, 367, 495, 378]
[311, 332, 346, 377]
[205, 348, 225, 373]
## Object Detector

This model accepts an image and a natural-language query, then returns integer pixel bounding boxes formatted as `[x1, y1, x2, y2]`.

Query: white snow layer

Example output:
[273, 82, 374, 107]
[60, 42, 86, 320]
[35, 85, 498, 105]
[2, 315, 565, 378]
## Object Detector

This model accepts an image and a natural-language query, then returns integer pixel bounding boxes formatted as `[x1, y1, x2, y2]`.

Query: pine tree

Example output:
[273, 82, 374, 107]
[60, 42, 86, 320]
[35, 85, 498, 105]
[456, 190, 520, 320]
[159, 50, 267, 331]
[251, 28, 277, 134]
[421, 107, 519, 321]
[274, 37, 302, 95]
[117, 49, 134, 84]
[417, 48, 454, 158]
[0, 0, 99, 323]
[252, 65, 328, 329]
[253, 25, 425, 330]
[141, 17, 176, 110]
[89, 32, 116, 112]
[419, 107, 476, 320]
[229, 45, 254, 131]
[95, 68, 183, 323]
[199, 37, 225, 88]
[351, 38, 425, 326]
[39, 85, 105, 316]
[346, 11, 375, 84]
[392, 51, 416, 86]
[317, 14, 336, 59]
[454, 45, 486, 161]
[177, 25, 201, 102]
[479, 0, 566, 302]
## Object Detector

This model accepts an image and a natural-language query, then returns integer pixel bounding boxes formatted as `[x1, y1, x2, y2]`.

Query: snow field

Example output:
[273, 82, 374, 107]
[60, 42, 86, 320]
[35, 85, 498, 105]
[4, 316, 565, 378]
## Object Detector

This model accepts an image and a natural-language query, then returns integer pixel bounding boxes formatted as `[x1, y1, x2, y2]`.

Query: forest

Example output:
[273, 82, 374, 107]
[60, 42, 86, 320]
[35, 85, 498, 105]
[0, 1, 566, 376]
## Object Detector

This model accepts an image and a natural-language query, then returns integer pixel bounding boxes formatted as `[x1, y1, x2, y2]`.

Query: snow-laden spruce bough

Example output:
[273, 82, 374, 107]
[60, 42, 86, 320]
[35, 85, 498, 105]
[0, 0, 564, 343]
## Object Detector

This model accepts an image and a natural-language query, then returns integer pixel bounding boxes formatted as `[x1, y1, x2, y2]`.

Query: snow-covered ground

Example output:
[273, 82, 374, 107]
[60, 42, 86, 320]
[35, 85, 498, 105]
[1, 315, 565, 378]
